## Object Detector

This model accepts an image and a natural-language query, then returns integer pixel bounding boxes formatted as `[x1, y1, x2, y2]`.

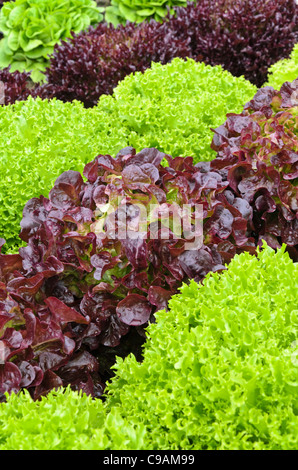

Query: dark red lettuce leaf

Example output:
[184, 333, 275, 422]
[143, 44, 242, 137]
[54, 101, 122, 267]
[167, 0, 298, 87]
[211, 80, 298, 258]
[1, 146, 253, 399]
[5, 93, 296, 400]
[0, 68, 32, 106]
[116, 294, 152, 326]
[34, 22, 190, 107]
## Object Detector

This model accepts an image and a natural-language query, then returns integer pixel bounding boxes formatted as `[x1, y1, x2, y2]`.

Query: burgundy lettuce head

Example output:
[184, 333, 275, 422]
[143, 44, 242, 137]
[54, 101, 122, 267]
[0, 147, 255, 400]
[34, 21, 190, 107]
[0, 68, 32, 105]
[211, 80, 298, 260]
[167, 0, 298, 87]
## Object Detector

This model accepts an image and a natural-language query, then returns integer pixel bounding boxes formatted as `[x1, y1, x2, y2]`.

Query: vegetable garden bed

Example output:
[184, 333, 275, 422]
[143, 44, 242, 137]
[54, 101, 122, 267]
[0, 0, 297, 451]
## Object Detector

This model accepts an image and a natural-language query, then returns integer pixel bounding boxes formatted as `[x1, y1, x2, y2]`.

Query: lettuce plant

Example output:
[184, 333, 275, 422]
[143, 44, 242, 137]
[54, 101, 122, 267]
[0, 387, 108, 450]
[0, 67, 32, 105]
[1, 244, 298, 450]
[35, 16, 263, 108]
[0, 144, 258, 400]
[267, 44, 298, 89]
[0, 59, 257, 252]
[35, 20, 190, 107]
[211, 79, 298, 261]
[33, 0, 298, 105]
[106, 244, 298, 450]
[97, 59, 256, 162]
[0, 386, 147, 450]
[0, 0, 103, 82]
[167, 0, 298, 87]
[104, 0, 187, 26]
[0, 97, 124, 252]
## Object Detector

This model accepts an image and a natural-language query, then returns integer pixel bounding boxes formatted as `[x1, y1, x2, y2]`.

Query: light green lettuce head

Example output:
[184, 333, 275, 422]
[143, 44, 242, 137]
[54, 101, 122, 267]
[99, 58, 257, 162]
[105, 242, 298, 450]
[104, 0, 187, 26]
[266, 43, 298, 90]
[0, 0, 103, 82]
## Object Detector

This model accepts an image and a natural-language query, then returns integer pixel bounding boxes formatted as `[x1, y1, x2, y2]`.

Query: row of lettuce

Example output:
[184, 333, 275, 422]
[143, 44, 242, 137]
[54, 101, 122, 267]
[0, 0, 297, 104]
[0, 57, 297, 448]
[0, 245, 297, 449]
[1, 55, 298, 254]
[0, 59, 258, 252]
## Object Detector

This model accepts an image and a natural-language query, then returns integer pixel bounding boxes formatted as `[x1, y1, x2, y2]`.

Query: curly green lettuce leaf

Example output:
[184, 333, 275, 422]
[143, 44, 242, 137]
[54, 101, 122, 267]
[104, 0, 187, 26]
[267, 43, 298, 89]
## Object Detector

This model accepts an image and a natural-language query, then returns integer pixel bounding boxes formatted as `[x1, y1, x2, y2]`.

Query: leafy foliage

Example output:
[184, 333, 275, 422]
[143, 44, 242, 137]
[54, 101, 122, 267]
[35, 20, 190, 107]
[267, 43, 298, 89]
[0, 97, 115, 252]
[0, 67, 32, 105]
[0, 143, 258, 400]
[166, 0, 298, 87]
[106, 244, 298, 450]
[1, 244, 298, 450]
[1, 79, 297, 398]
[32, 0, 297, 106]
[100, 59, 256, 162]
[0, 0, 103, 82]
[0, 59, 256, 251]
[0, 385, 146, 450]
[1, 0, 296, 100]
[104, 0, 187, 26]
[211, 79, 298, 261]
[0, 387, 108, 450]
